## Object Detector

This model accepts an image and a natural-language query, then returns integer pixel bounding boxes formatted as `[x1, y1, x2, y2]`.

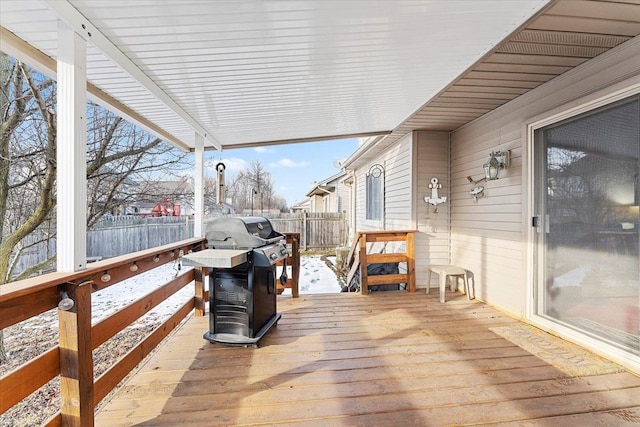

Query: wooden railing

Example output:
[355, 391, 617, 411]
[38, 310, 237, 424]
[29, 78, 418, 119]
[345, 230, 416, 294]
[276, 232, 301, 298]
[0, 237, 207, 427]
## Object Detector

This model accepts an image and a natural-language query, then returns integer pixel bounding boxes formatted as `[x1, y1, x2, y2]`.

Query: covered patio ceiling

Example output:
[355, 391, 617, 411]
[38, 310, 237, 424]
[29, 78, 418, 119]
[1, 0, 550, 152]
[1, 1, 639, 154]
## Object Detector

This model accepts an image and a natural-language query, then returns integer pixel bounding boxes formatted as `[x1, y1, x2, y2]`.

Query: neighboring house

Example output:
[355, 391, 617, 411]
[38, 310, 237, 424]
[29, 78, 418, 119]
[290, 199, 311, 213]
[122, 180, 191, 216]
[123, 180, 235, 216]
[343, 33, 640, 371]
[305, 170, 351, 215]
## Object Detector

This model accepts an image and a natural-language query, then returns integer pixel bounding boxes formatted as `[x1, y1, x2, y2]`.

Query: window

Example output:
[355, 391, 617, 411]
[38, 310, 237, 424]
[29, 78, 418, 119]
[366, 164, 384, 221]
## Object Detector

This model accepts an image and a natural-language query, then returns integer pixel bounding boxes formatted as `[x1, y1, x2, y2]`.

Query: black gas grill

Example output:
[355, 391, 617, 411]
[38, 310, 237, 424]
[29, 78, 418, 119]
[201, 216, 288, 346]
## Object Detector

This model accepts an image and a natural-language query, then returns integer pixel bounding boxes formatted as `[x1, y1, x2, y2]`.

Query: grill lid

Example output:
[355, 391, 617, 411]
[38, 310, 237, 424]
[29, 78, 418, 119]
[205, 216, 284, 249]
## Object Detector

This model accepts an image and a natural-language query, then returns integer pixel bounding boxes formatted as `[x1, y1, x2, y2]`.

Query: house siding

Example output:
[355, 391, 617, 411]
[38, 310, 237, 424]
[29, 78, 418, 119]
[350, 133, 414, 283]
[450, 37, 640, 318]
[415, 131, 450, 290]
[354, 132, 414, 234]
[336, 178, 351, 218]
[383, 133, 414, 230]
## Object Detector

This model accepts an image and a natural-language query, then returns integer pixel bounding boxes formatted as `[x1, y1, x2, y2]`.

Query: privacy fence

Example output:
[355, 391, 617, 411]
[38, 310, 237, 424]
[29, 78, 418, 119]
[13, 212, 348, 276]
[264, 212, 349, 250]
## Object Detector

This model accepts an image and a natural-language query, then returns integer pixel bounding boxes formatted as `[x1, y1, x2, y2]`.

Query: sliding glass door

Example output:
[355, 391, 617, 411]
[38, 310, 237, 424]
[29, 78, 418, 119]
[534, 95, 639, 356]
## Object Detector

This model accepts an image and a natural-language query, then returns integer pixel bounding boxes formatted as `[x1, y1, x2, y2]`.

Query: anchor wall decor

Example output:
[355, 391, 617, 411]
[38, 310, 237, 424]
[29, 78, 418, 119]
[424, 177, 447, 207]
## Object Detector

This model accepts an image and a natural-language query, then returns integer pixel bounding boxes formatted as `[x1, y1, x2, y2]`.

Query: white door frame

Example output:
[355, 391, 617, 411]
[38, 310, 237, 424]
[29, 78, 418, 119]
[525, 79, 640, 373]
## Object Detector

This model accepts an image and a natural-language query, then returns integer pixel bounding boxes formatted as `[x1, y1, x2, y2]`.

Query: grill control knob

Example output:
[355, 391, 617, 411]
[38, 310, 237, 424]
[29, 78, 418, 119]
[270, 252, 278, 260]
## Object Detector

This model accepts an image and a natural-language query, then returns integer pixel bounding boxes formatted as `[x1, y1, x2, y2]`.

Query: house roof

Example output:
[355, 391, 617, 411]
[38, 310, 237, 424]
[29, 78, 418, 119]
[291, 198, 311, 211]
[1, 1, 638, 156]
[306, 185, 335, 198]
[305, 169, 349, 197]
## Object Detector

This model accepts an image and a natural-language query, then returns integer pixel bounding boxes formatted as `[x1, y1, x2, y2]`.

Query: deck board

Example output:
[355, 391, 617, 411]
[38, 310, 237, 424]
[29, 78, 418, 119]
[96, 291, 640, 426]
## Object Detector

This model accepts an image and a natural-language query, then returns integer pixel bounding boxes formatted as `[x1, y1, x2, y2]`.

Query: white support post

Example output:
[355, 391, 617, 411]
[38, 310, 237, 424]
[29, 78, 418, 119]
[194, 132, 205, 237]
[56, 21, 87, 272]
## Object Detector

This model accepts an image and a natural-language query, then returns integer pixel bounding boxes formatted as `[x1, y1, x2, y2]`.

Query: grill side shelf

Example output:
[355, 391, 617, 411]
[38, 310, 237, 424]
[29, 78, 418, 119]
[182, 249, 248, 268]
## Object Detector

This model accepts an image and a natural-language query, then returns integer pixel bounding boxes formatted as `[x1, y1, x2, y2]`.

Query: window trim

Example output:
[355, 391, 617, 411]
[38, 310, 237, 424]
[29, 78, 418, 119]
[365, 163, 384, 223]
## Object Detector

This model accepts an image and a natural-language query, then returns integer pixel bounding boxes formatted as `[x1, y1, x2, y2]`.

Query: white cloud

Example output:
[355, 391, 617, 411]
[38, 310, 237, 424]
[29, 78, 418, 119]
[205, 157, 248, 172]
[254, 146, 275, 153]
[269, 158, 310, 168]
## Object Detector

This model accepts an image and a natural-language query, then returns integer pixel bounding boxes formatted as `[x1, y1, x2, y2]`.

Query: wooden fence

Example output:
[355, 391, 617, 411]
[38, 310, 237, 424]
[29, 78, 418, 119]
[87, 217, 193, 258]
[264, 212, 348, 250]
[12, 217, 194, 275]
[12, 213, 347, 277]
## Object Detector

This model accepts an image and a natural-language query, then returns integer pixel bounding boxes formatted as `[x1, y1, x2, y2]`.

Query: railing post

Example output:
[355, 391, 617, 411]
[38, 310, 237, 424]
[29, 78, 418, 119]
[290, 234, 300, 298]
[359, 233, 368, 294]
[194, 267, 207, 316]
[406, 232, 416, 292]
[58, 281, 94, 426]
[194, 239, 207, 316]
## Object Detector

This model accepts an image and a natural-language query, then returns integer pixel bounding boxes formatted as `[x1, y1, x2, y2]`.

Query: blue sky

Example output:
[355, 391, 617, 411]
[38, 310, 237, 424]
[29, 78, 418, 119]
[204, 138, 359, 206]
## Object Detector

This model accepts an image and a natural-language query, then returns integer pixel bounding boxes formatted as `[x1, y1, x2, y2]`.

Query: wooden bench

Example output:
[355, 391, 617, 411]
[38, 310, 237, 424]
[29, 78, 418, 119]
[345, 230, 416, 294]
[427, 265, 472, 303]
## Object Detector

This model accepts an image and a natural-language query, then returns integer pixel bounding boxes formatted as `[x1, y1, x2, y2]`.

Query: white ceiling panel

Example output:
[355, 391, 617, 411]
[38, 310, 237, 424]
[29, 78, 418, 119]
[24, 1, 640, 153]
[1, 0, 550, 150]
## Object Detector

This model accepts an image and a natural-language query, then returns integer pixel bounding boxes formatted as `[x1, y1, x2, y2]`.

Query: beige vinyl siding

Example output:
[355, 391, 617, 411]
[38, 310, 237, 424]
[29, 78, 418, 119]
[415, 131, 450, 290]
[336, 180, 351, 218]
[309, 194, 323, 212]
[354, 132, 414, 234]
[351, 132, 414, 282]
[383, 133, 413, 230]
[450, 36, 640, 318]
[353, 167, 367, 231]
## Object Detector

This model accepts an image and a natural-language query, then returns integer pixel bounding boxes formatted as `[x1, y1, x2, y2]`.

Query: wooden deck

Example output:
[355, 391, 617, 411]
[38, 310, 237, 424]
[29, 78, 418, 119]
[96, 291, 640, 426]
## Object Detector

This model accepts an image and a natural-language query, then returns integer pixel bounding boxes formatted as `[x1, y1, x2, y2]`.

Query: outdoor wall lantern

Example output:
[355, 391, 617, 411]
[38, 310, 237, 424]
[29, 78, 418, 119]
[467, 150, 511, 184]
[483, 150, 510, 181]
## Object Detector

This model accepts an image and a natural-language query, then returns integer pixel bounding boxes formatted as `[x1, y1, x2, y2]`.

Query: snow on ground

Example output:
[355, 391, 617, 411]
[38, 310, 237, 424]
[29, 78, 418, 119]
[92, 260, 192, 323]
[6, 255, 341, 359]
[1, 255, 343, 426]
[92, 254, 341, 318]
[279, 255, 342, 295]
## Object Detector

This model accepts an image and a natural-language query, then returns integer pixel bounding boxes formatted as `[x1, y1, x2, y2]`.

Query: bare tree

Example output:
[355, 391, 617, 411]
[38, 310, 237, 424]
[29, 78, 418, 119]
[84, 103, 189, 226]
[222, 160, 288, 214]
[0, 54, 188, 361]
[0, 55, 57, 285]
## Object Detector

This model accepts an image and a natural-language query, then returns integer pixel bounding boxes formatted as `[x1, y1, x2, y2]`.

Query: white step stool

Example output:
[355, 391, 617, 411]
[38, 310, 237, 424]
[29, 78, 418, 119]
[427, 265, 472, 303]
